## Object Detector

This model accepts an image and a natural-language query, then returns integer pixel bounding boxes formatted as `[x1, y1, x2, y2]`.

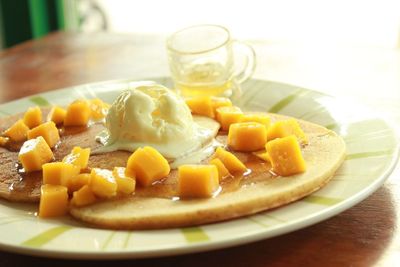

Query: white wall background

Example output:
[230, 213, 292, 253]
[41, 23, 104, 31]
[95, 0, 400, 48]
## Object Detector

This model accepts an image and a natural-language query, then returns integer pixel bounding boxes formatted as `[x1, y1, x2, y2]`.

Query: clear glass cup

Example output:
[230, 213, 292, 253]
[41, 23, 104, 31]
[166, 24, 256, 98]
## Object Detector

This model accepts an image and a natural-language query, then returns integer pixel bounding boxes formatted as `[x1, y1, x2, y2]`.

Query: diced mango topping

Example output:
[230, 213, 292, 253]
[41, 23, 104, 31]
[178, 165, 219, 198]
[216, 106, 243, 131]
[4, 119, 29, 142]
[185, 96, 214, 118]
[228, 122, 267, 152]
[209, 158, 231, 180]
[266, 135, 306, 176]
[18, 136, 53, 172]
[89, 168, 118, 198]
[62, 146, 90, 170]
[267, 119, 308, 145]
[113, 167, 136, 195]
[39, 184, 68, 218]
[126, 146, 170, 187]
[68, 173, 91, 192]
[212, 147, 247, 173]
[71, 185, 97, 207]
[23, 106, 42, 129]
[27, 121, 60, 148]
[42, 162, 80, 186]
[240, 113, 271, 128]
[0, 136, 9, 146]
[89, 98, 110, 120]
[47, 106, 66, 125]
[64, 100, 91, 126]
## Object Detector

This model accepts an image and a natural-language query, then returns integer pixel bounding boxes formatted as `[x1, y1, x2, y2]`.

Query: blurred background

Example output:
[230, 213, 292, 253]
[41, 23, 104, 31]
[0, 0, 399, 49]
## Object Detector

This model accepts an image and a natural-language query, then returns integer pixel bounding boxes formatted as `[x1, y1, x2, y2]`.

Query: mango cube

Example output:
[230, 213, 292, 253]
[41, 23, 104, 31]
[64, 100, 91, 126]
[266, 135, 307, 176]
[178, 165, 219, 198]
[47, 106, 66, 125]
[185, 96, 214, 118]
[211, 96, 232, 114]
[4, 119, 29, 142]
[216, 106, 243, 131]
[39, 184, 69, 218]
[89, 98, 110, 120]
[209, 158, 231, 180]
[240, 113, 271, 128]
[89, 168, 118, 198]
[126, 146, 170, 187]
[23, 106, 42, 129]
[113, 167, 136, 195]
[212, 147, 247, 173]
[27, 121, 60, 148]
[68, 173, 91, 192]
[228, 122, 267, 152]
[71, 185, 97, 207]
[62, 146, 91, 170]
[42, 162, 80, 186]
[18, 136, 53, 172]
[267, 119, 308, 145]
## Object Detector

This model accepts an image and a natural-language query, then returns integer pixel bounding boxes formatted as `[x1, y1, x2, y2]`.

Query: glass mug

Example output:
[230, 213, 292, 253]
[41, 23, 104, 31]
[166, 24, 256, 98]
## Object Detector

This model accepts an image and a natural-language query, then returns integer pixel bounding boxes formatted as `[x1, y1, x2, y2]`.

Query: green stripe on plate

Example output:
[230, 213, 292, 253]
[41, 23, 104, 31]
[302, 195, 343, 206]
[181, 227, 209, 243]
[346, 150, 393, 160]
[21, 226, 72, 248]
[123, 232, 132, 249]
[29, 96, 51, 107]
[101, 231, 116, 250]
[268, 90, 306, 113]
[247, 217, 270, 228]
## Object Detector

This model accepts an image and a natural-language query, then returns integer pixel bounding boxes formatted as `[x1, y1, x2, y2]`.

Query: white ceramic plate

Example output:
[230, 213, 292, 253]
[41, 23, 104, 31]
[0, 78, 398, 259]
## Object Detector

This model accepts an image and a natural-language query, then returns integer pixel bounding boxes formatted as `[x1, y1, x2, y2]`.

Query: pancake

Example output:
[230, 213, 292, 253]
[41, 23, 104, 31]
[0, 110, 345, 229]
[70, 114, 345, 230]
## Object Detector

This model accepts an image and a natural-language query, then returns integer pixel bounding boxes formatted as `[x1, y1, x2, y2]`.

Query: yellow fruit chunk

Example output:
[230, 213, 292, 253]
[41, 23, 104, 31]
[0, 136, 9, 146]
[89, 168, 118, 198]
[23, 106, 42, 129]
[64, 100, 91, 126]
[240, 113, 271, 128]
[178, 165, 219, 198]
[253, 151, 271, 162]
[68, 173, 90, 192]
[89, 98, 110, 120]
[126, 146, 170, 187]
[62, 146, 91, 170]
[47, 106, 66, 125]
[266, 135, 307, 176]
[4, 119, 29, 142]
[211, 96, 232, 114]
[228, 122, 267, 152]
[71, 185, 97, 207]
[209, 158, 231, 180]
[42, 162, 80, 186]
[216, 106, 243, 131]
[267, 119, 308, 144]
[212, 147, 247, 173]
[39, 184, 68, 218]
[185, 96, 214, 118]
[18, 136, 53, 172]
[27, 121, 60, 148]
[113, 167, 136, 195]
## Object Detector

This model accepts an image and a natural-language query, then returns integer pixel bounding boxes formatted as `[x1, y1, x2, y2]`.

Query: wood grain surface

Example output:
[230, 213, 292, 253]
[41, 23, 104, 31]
[0, 32, 399, 267]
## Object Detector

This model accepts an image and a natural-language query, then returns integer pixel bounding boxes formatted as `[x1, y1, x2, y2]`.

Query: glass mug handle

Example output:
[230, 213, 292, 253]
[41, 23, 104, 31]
[232, 40, 256, 84]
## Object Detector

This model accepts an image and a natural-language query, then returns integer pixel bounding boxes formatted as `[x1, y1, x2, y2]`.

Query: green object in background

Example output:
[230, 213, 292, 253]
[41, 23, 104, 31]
[0, 0, 76, 48]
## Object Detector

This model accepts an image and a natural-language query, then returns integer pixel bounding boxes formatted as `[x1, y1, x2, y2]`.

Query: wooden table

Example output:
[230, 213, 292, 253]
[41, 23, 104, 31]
[0, 32, 399, 266]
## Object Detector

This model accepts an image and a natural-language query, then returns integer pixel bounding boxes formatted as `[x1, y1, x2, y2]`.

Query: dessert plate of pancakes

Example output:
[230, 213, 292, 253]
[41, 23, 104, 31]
[0, 77, 398, 259]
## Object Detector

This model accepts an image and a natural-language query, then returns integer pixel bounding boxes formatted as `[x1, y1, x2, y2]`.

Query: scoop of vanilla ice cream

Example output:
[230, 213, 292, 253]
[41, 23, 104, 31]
[99, 82, 211, 158]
